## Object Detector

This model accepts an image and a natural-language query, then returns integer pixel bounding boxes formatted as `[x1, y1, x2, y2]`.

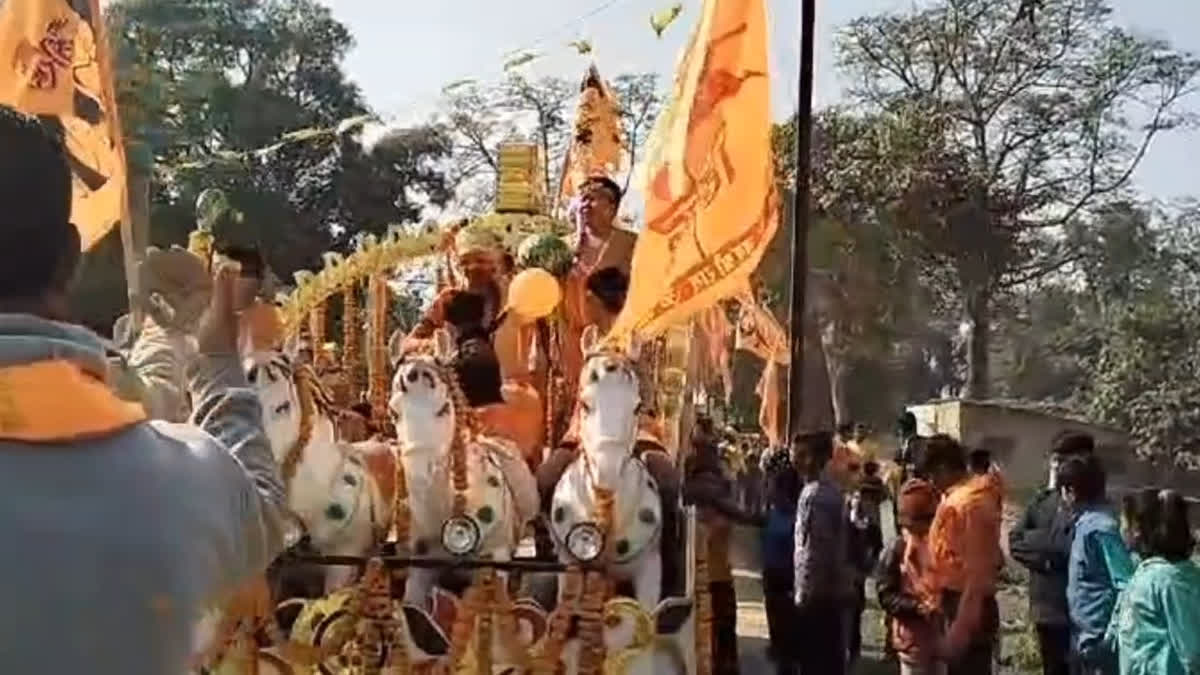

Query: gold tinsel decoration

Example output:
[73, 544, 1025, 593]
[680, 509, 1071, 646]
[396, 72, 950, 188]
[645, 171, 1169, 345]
[534, 567, 584, 675]
[309, 301, 328, 370]
[367, 274, 390, 428]
[342, 281, 362, 403]
[577, 570, 609, 675]
[349, 557, 407, 675]
[279, 219, 568, 342]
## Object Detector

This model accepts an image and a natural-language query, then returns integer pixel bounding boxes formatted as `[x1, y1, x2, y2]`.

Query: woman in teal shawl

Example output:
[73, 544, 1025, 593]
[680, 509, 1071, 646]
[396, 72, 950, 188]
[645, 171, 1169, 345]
[1107, 489, 1200, 675]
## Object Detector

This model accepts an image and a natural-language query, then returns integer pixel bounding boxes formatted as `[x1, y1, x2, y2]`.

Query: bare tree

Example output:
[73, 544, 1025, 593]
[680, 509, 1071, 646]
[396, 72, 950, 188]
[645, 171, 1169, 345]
[835, 0, 1200, 397]
[610, 73, 664, 192]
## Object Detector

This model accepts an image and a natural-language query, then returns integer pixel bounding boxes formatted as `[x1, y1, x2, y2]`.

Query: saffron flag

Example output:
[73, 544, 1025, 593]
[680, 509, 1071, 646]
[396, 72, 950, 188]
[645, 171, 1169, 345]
[734, 291, 789, 366]
[610, 0, 778, 340]
[735, 292, 789, 446]
[0, 0, 127, 250]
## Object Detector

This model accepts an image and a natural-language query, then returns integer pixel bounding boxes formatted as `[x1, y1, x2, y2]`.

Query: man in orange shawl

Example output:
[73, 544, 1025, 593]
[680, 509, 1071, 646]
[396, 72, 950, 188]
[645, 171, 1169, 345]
[560, 176, 637, 382]
[0, 103, 288, 675]
[922, 434, 1005, 675]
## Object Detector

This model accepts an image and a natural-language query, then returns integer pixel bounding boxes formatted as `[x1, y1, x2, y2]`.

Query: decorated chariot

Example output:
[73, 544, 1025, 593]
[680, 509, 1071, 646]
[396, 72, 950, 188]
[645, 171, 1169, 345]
[188, 64, 718, 675]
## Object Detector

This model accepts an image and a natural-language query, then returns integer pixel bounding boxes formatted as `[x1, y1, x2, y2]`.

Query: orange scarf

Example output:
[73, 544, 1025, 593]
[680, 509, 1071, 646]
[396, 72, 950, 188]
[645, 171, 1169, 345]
[0, 361, 146, 442]
[476, 382, 544, 469]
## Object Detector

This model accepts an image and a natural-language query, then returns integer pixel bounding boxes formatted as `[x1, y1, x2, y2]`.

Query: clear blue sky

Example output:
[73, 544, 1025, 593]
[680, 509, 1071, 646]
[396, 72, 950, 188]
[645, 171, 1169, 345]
[320, 0, 1200, 202]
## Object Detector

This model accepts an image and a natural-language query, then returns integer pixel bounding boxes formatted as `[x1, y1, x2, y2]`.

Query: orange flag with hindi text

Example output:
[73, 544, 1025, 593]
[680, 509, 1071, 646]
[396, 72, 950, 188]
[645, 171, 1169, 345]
[608, 0, 778, 340]
[0, 0, 127, 250]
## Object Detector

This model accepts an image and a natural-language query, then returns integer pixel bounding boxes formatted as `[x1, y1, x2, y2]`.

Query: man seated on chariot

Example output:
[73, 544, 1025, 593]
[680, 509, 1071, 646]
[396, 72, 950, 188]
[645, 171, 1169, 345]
[402, 226, 533, 385]
[442, 290, 544, 471]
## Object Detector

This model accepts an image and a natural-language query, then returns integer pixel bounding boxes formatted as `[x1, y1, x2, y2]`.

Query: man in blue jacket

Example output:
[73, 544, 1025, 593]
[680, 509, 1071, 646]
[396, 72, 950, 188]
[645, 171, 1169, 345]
[1059, 453, 1134, 675]
[0, 105, 287, 674]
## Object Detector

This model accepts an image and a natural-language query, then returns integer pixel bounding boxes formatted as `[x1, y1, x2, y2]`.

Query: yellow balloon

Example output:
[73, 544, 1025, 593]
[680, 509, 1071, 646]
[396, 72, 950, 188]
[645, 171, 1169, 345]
[506, 268, 561, 322]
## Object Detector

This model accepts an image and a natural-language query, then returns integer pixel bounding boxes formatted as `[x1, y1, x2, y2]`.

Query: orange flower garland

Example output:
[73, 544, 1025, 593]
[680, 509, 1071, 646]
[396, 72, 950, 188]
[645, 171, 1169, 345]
[367, 275, 390, 428]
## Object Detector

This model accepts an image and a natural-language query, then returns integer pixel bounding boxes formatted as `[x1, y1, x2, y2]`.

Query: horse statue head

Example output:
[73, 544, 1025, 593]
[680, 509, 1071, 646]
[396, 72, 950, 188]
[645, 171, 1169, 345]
[244, 349, 337, 467]
[388, 329, 461, 457]
[243, 348, 387, 592]
[577, 325, 642, 489]
[549, 327, 663, 611]
[387, 328, 531, 608]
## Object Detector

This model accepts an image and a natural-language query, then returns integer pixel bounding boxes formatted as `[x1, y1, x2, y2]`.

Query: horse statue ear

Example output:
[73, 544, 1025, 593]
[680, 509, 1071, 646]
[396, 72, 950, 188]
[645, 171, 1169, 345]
[388, 329, 405, 367]
[432, 328, 454, 361]
[580, 324, 600, 355]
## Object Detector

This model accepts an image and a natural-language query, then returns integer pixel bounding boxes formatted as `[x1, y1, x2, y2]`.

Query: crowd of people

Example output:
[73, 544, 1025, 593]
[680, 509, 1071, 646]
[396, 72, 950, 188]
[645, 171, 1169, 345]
[703, 419, 1200, 675]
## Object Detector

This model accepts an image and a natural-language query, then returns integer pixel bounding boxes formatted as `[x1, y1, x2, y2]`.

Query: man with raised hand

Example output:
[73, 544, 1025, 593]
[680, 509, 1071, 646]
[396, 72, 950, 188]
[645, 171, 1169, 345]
[0, 104, 287, 675]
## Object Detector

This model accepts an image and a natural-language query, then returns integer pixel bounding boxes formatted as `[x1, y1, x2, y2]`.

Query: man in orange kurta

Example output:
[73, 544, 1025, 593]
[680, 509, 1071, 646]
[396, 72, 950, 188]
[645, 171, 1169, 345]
[922, 434, 1005, 675]
[560, 176, 637, 384]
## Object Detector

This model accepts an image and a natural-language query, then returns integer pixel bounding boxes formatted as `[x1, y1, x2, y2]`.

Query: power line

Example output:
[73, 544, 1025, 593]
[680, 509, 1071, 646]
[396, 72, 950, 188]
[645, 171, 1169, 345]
[379, 0, 640, 120]
[510, 0, 630, 53]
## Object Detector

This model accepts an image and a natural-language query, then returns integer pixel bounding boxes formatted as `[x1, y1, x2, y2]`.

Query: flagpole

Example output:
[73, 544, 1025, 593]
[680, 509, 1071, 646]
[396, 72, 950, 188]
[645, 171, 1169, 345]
[786, 0, 817, 440]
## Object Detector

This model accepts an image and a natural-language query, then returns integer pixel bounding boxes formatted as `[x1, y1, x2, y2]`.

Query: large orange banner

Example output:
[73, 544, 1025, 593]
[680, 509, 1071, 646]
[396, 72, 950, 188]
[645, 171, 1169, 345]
[0, 0, 127, 250]
[610, 0, 778, 340]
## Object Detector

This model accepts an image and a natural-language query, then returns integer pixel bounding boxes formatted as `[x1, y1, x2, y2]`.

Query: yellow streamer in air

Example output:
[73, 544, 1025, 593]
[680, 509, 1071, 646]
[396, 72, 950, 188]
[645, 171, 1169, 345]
[567, 39, 593, 55]
[650, 4, 683, 37]
[503, 51, 539, 71]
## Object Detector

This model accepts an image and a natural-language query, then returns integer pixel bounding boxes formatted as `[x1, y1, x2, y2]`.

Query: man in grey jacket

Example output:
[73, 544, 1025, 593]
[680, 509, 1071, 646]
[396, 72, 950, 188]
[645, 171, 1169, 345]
[0, 104, 288, 674]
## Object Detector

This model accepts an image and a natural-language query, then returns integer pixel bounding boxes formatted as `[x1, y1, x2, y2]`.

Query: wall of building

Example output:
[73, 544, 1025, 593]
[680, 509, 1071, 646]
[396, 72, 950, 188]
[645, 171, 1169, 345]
[907, 401, 1131, 495]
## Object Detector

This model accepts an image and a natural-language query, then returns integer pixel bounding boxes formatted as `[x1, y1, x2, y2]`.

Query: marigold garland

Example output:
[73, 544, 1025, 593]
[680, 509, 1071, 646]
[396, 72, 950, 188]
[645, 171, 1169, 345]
[695, 523, 713, 675]
[367, 275, 390, 429]
[309, 301, 328, 369]
[534, 567, 584, 675]
[343, 282, 362, 402]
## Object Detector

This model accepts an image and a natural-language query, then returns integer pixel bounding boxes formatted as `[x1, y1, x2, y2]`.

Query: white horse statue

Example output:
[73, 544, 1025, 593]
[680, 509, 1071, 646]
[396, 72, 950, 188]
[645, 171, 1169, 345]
[244, 350, 395, 590]
[191, 350, 397, 674]
[387, 329, 538, 608]
[548, 326, 665, 612]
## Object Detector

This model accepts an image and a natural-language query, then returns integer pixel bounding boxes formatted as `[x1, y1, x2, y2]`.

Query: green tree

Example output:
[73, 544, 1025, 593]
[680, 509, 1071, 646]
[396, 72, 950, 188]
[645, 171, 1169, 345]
[75, 0, 452, 332]
[1071, 202, 1200, 463]
[438, 71, 665, 212]
[834, 0, 1200, 397]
